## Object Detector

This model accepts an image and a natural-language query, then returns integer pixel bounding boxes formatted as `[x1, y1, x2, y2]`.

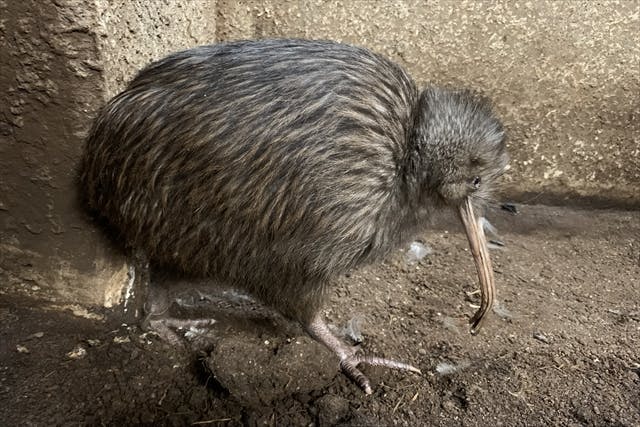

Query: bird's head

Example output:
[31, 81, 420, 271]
[415, 87, 508, 210]
[413, 87, 509, 333]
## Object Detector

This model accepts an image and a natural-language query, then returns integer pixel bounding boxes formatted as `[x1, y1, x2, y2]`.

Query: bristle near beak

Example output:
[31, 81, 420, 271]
[458, 197, 496, 334]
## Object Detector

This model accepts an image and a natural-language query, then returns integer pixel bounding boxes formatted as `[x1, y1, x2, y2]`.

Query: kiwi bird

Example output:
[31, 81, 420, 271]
[80, 39, 508, 394]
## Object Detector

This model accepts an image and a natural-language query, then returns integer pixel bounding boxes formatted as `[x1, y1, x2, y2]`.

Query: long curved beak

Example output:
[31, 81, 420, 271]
[458, 197, 495, 334]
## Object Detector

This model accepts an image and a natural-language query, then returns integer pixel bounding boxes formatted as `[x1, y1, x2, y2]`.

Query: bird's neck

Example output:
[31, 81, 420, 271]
[395, 112, 440, 226]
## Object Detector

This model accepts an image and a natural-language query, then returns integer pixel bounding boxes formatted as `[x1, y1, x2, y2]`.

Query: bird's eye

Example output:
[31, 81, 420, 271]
[472, 176, 481, 188]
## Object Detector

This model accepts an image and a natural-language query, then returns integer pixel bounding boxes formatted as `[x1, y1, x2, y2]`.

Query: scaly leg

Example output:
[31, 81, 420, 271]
[305, 313, 421, 394]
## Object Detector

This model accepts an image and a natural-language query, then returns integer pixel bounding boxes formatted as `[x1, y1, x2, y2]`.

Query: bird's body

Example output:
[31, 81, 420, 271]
[80, 39, 508, 393]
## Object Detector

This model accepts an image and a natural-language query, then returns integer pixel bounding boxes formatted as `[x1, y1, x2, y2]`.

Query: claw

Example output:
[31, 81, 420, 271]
[340, 355, 421, 395]
[306, 313, 421, 394]
[352, 355, 422, 374]
[341, 358, 373, 394]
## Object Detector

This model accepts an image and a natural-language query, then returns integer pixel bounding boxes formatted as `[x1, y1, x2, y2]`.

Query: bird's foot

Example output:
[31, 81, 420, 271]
[340, 354, 421, 395]
[306, 313, 421, 395]
[144, 316, 217, 347]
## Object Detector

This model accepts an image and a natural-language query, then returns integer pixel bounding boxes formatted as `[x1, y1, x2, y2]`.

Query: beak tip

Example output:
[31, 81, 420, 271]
[469, 318, 483, 335]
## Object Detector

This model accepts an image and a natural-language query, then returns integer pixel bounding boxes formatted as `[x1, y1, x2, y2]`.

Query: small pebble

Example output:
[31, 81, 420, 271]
[533, 331, 551, 344]
[16, 345, 29, 354]
[113, 336, 131, 344]
[67, 345, 87, 359]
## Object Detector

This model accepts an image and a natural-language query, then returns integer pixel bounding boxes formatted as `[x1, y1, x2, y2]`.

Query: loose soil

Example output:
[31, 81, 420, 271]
[1, 204, 638, 426]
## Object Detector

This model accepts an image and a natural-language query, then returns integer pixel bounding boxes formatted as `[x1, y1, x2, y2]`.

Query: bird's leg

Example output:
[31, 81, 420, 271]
[305, 312, 421, 395]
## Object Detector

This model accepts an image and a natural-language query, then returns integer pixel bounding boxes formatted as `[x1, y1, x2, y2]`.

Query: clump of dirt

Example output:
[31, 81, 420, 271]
[207, 333, 336, 406]
[1, 204, 638, 426]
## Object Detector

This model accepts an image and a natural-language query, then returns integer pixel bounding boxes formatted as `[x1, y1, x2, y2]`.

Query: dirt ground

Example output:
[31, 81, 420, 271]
[1, 204, 638, 426]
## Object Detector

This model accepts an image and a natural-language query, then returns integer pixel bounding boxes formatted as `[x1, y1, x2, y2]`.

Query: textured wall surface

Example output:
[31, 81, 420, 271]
[94, 1, 217, 98]
[0, 0, 130, 307]
[0, 0, 217, 307]
[1, 0, 638, 308]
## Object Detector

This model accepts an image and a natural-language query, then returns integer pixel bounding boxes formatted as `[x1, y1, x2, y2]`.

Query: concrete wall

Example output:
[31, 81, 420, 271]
[93, 1, 217, 98]
[1, 0, 638, 309]
[0, 0, 127, 308]
[0, 0, 217, 309]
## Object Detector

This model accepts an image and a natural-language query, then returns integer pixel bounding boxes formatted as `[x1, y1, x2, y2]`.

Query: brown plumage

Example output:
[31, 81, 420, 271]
[80, 39, 508, 394]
